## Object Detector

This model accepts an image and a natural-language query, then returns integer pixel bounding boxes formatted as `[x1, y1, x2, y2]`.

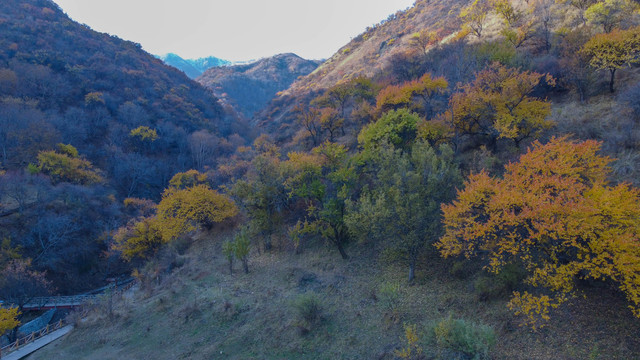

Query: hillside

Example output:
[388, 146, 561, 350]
[27, 232, 640, 360]
[157, 53, 231, 79]
[0, 0, 248, 292]
[254, 0, 467, 135]
[197, 53, 320, 118]
[5, 0, 640, 358]
[0, 0, 248, 191]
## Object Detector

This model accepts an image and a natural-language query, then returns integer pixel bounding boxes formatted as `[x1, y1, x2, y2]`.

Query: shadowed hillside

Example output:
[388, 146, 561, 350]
[197, 53, 320, 118]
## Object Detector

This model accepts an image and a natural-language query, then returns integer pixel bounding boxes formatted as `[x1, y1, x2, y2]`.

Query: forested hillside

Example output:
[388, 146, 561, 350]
[0, 0, 250, 294]
[4, 0, 640, 358]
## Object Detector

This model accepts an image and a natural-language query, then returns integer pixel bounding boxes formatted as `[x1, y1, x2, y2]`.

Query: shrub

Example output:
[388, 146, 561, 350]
[432, 316, 496, 359]
[396, 323, 423, 359]
[378, 282, 402, 314]
[293, 292, 323, 326]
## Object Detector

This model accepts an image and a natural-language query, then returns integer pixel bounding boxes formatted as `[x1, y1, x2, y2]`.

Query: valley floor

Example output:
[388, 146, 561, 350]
[27, 232, 640, 360]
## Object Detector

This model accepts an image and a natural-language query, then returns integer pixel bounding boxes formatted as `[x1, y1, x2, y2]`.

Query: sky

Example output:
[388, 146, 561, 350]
[52, 0, 415, 62]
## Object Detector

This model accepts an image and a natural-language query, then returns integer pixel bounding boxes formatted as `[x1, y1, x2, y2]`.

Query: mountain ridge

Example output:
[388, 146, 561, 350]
[197, 53, 320, 118]
[156, 53, 232, 79]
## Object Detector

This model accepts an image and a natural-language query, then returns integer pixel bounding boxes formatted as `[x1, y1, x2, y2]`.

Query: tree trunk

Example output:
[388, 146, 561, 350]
[228, 259, 233, 275]
[408, 261, 415, 283]
[610, 69, 616, 93]
[335, 240, 349, 260]
[242, 259, 249, 274]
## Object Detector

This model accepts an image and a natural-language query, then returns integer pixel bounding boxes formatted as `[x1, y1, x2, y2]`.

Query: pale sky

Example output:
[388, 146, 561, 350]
[52, 0, 415, 62]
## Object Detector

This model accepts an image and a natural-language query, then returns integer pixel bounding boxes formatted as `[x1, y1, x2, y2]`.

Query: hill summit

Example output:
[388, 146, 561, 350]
[156, 53, 232, 79]
[197, 53, 320, 118]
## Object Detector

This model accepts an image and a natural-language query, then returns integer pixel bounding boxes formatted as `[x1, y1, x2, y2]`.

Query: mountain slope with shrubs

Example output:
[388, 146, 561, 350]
[0, 0, 251, 295]
[7, 0, 640, 358]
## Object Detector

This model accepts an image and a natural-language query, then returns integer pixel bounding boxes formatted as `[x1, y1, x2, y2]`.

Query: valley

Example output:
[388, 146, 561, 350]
[1, 0, 640, 358]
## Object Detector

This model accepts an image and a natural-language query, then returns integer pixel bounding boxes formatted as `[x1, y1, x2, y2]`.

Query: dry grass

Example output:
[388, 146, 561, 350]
[25, 230, 640, 360]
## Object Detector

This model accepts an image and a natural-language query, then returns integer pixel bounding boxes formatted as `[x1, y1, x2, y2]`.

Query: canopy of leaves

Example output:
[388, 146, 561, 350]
[35, 145, 102, 185]
[168, 170, 208, 190]
[284, 142, 355, 259]
[112, 217, 163, 261]
[358, 109, 421, 152]
[581, 26, 640, 92]
[376, 73, 448, 116]
[437, 137, 640, 328]
[0, 307, 20, 335]
[459, 0, 492, 37]
[585, 0, 636, 32]
[445, 63, 555, 147]
[129, 126, 158, 142]
[346, 140, 461, 281]
[156, 185, 238, 242]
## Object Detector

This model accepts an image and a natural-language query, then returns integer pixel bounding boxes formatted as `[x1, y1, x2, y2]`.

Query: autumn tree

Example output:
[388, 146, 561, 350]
[314, 77, 377, 121]
[112, 217, 163, 261]
[0, 307, 20, 336]
[445, 63, 554, 149]
[168, 170, 208, 190]
[459, 0, 492, 37]
[585, 0, 636, 33]
[409, 29, 440, 56]
[492, 0, 524, 26]
[580, 26, 640, 92]
[319, 107, 343, 142]
[232, 137, 290, 251]
[233, 228, 251, 274]
[376, 74, 448, 117]
[129, 126, 158, 153]
[34, 144, 102, 185]
[557, 0, 597, 25]
[129, 126, 158, 142]
[436, 137, 640, 328]
[0, 259, 50, 340]
[286, 142, 355, 259]
[156, 184, 238, 242]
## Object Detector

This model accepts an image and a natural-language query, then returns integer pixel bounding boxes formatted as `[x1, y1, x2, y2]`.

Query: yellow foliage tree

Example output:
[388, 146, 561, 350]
[0, 307, 20, 335]
[445, 63, 554, 148]
[459, 0, 492, 37]
[376, 73, 448, 117]
[112, 217, 163, 261]
[156, 185, 238, 242]
[35, 144, 102, 185]
[581, 26, 640, 92]
[436, 137, 640, 328]
[168, 170, 208, 190]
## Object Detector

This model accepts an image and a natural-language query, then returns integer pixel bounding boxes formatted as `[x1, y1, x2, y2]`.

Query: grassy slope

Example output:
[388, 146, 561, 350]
[29, 230, 640, 360]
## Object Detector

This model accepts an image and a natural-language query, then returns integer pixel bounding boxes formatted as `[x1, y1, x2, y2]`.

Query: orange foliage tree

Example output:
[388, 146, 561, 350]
[436, 137, 640, 328]
[444, 63, 554, 149]
[376, 73, 448, 117]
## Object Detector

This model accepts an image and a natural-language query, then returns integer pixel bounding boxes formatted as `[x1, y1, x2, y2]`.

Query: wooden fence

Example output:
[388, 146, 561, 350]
[0, 279, 137, 358]
[0, 319, 65, 358]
